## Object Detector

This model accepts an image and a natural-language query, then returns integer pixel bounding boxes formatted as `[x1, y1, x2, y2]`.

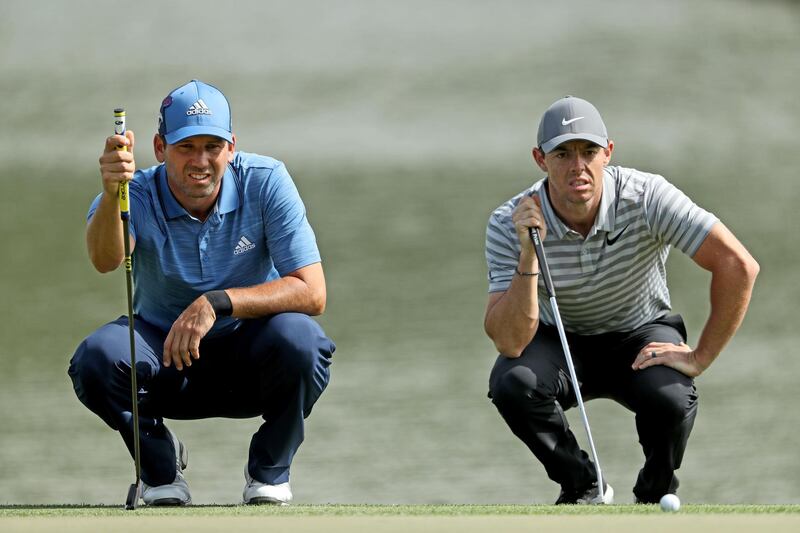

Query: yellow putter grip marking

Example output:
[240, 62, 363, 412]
[119, 182, 130, 213]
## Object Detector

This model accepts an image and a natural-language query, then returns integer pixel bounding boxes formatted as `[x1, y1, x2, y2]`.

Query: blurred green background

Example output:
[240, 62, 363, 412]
[0, 0, 798, 505]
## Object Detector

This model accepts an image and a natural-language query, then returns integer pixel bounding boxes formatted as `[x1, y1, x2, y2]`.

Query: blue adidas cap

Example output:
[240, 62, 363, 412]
[158, 79, 233, 144]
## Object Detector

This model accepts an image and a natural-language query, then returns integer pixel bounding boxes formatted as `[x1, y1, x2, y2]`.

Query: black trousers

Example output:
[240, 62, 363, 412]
[488, 315, 698, 502]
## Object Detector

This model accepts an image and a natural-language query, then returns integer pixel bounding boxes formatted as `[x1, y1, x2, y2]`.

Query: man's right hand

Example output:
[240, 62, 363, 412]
[99, 130, 136, 197]
[485, 192, 548, 357]
[512, 192, 548, 255]
[86, 130, 136, 273]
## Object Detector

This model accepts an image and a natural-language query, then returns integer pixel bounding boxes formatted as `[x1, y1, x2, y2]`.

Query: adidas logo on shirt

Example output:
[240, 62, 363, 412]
[186, 99, 212, 116]
[234, 236, 255, 255]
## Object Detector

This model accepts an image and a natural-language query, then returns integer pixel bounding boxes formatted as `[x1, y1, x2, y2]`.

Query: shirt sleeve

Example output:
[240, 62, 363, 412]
[261, 163, 321, 275]
[643, 174, 719, 257]
[485, 207, 520, 293]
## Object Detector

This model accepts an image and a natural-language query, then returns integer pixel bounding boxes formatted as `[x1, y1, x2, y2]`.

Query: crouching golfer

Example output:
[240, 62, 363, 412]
[69, 80, 335, 506]
[484, 96, 758, 504]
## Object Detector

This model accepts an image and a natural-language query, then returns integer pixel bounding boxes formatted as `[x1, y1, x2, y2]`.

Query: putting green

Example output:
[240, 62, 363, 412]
[3, 507, 800, 533]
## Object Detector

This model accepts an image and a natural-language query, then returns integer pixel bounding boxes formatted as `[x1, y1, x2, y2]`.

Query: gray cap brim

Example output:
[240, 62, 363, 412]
[540, 132, 608, 154]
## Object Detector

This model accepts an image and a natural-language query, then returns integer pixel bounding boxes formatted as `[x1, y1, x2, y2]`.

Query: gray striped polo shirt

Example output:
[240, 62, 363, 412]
[485, 166, 718, 334]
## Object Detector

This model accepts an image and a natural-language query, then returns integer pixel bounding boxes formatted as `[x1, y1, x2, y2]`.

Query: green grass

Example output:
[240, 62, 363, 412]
[2, 504, 800, 516]
[3, 505, 800, 533]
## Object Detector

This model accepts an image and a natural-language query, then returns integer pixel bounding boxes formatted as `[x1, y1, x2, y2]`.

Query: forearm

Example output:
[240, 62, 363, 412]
[86, 192, 126, 273]
[693, 258, 759, 370]
[485, 255, 541, 357]
[225, 267, 326, 318]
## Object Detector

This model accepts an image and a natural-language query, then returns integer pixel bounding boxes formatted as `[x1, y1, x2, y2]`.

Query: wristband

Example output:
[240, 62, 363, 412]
[204, 290, 233, 317]
[515, 268, 540, 277]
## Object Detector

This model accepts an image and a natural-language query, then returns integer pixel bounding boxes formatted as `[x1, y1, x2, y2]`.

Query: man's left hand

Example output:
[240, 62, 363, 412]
[163, 296, 217, 370]
[632, 342, 706, 378]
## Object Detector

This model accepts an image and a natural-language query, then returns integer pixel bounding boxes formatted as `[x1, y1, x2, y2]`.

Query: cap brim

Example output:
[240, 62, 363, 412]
[165, 125, 233, 144]
[541, 133, 608, 154]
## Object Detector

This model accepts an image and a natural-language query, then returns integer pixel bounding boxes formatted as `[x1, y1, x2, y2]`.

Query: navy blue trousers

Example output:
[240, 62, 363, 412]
[68, 313, 334, 487]
[489, 315, 698, 503]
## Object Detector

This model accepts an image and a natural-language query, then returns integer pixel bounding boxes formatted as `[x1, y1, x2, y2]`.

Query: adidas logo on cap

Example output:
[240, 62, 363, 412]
[186, 99, 212, 116]
[234, 236, 255, 255]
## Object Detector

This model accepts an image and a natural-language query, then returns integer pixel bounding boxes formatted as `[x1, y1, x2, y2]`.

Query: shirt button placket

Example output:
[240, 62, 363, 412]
[581, 246, 592, 273]
[199, 230, 209, 279]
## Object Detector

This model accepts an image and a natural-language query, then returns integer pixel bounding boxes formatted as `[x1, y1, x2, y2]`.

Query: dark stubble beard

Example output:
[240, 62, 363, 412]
[175, 167, 220, 199]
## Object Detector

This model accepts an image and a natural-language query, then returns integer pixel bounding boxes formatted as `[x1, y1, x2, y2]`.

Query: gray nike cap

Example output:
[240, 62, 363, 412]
[537, 96, 608, 153]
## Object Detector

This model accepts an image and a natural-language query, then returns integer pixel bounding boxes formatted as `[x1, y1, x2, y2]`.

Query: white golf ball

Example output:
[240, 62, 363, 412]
[659, 493, 681, 512]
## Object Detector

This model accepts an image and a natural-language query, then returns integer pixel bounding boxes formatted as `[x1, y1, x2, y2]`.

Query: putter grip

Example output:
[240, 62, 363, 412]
[528, 227, 556, 298]
[113, 108, 130, 216]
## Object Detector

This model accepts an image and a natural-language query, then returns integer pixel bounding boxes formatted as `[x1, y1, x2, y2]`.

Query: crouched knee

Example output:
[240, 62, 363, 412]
[638, 381, 698, 425]
[490, 366, 544, 409]
[259, 313, 334, 377]
[68, 334, 126, 403]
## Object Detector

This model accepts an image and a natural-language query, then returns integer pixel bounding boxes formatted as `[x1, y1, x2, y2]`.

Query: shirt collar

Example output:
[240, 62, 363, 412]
[594, 168, 616, 233]
[216, 165, 240, 215]
[157, 164, 239, 220]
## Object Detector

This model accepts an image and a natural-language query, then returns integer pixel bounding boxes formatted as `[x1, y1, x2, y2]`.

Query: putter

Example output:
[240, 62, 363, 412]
[115, 108, 142, 510]
[528, 226, 605, 501]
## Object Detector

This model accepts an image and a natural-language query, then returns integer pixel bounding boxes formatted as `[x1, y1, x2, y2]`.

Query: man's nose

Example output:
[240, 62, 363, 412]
[569, 153, 585, 173]
[190, 150, 211, 167]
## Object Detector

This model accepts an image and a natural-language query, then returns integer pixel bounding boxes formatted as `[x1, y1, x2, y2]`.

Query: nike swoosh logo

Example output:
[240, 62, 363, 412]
[561, 117, 584, 126]
[605, 224, 630, 246]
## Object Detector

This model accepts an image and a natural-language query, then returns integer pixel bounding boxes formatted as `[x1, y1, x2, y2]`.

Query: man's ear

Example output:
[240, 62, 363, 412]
[153, 134, 166, 163]
[532, 147, 548, 172]
[602, 140, 614, 166]
[227, 134, 237, 162]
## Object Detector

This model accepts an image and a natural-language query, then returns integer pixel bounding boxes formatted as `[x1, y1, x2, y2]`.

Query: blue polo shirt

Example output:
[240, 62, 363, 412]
[88, 152, 321, 337]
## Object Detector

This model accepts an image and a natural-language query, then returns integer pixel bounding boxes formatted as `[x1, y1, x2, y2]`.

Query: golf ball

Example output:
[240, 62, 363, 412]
[659, 493, 681, 512]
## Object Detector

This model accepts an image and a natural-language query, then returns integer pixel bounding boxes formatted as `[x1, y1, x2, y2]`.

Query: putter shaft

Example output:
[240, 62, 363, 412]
[529, 227, 605, 500]
[115, 108, 142, 509]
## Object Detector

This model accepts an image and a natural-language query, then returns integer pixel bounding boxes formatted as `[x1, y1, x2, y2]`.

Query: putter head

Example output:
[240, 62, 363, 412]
[125, 481, 141, 510]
